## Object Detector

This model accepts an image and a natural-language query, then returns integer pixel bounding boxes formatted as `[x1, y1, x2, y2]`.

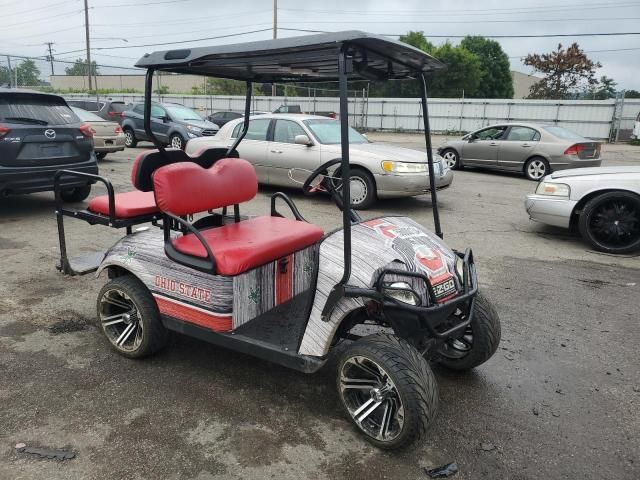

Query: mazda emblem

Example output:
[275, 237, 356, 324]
[44, 129, 56, 139]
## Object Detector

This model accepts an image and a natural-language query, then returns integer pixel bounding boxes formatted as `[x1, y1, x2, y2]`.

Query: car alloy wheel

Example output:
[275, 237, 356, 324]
[339, 355, 405, 443]
[124, 130, 135, 147]
[441, 150, 458, 169]
[98, 288, 144, 353]
[526, 159, 547, 180]
[171, 135, 184, 149]
[350, 176, 368, 207]
[586, 197, 640, 251]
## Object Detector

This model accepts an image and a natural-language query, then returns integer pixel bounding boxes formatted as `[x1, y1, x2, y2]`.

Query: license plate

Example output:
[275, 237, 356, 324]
[433, 277, 456, 299]
[41, 145, 62, 156]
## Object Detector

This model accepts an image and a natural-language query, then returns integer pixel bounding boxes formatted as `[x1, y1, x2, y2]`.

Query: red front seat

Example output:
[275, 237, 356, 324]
[153, 159, 324, 275]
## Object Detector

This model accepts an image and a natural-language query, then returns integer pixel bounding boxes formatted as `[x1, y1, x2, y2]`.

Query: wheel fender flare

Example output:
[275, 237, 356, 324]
[571, 188, 640, 224]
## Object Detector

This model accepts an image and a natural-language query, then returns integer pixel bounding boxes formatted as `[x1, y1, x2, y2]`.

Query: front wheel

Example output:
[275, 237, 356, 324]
[337, 333, 438, 450]
[441, 149, 461, 170]
[170, 133, 185, 150]
[578, 191, 640, 254]
[436, 292, 501, 371]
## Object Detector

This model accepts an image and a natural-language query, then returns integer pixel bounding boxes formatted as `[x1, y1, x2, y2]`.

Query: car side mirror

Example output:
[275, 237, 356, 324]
[295, 134, 313, 146]
[162, 116, 170, 123]
[467, 136, 475, 143]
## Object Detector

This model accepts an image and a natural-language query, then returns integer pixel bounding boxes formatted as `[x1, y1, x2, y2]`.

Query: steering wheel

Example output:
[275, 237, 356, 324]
[302, 158, 361, 222]
[302, 158, 343, 196]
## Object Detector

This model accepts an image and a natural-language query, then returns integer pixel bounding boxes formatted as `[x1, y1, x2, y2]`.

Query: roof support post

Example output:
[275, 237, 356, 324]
[144, 68, 166, 152]
[226, 80, 252, 156]
[420, 73, 443, 238]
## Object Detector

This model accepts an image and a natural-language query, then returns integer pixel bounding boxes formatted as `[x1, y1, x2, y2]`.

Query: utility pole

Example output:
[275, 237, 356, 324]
[45, 42, 55, 76]
[83, 0, 93, 91]
[6, 56, 13, 88]
[271, 0, 277, 97]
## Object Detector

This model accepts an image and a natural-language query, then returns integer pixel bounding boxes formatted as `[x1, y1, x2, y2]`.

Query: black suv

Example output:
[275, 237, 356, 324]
[0, 88, 98, 202]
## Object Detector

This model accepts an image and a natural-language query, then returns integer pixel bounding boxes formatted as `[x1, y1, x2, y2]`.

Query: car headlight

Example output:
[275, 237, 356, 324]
[186, 125, 202, 133]
[382, 282, 420, 306]
[381, 161, 428, 174]
[536, 182, 570, 197]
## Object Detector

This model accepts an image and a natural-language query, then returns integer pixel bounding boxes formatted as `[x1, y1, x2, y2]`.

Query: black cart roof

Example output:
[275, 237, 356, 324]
[135, 30, 444, 82]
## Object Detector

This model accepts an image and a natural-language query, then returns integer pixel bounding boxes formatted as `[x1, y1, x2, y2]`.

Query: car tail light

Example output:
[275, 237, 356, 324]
[564, 144, 584, 156]
[0, 125, 10, 138]
[79, 123, 94, 137]
[115, 125, 122, 134]
[108, 111, 123, 117]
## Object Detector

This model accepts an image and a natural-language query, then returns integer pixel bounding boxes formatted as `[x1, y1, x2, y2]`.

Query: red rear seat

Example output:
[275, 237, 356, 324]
[172, 216, 324, 276]
[87, 190, 159, 218]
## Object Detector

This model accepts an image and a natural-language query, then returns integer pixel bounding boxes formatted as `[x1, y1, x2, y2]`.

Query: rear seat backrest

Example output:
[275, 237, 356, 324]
[153, 158, 258, 216]
[130, 148, 240, 192]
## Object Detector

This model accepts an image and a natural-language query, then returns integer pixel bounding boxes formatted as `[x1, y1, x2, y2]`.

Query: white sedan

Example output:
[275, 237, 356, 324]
[525, 166, 640, 254]
[186, 114, 452, 209]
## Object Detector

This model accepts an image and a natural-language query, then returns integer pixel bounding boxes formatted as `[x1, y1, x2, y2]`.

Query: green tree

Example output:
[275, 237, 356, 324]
[64, 58, 99, 76]
[460, 36, 513, 98]
[524, 43, 600, 99]
[0, 65, 10, 86]
[591, 76, 617, 99]
[16, 59, 41, 86]
[625, 89, 640, 99]
[370, 32, 482, 98]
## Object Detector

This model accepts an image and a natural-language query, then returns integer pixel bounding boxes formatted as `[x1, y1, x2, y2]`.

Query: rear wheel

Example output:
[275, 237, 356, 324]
[436, 292, 501, 371]
[337, 333, 438, 450]
[60, 185, 91, 202]
[97, 275, 168, 358]
[124, 128, 137, 148]
[578, 191, 640, 254]
[524, 156, 549, 181]
[441, 149, 461, 170]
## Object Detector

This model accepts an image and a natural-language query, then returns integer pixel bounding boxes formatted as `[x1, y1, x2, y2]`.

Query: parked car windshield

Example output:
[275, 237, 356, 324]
[543, 126, 585, 140]
[303, 119, 368, 144]
[165, 105, 202, 122]
[0, 94, 78, 125]
[71, 106, 104, 122]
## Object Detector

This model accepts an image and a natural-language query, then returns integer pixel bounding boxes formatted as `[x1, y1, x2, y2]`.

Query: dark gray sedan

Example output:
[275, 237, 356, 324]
[438, 123, 602, 181]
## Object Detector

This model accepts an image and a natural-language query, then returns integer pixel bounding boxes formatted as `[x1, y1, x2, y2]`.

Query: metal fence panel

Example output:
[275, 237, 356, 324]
[62, 93, 630, 140]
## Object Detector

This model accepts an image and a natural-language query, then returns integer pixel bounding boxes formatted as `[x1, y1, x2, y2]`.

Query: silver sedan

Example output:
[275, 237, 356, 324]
[438, 123, 602, 181]
[525, 166, 640, 254]
[186, 114, 452, 209]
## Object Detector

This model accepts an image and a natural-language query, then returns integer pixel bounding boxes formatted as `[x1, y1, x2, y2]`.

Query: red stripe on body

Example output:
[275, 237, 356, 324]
[154, 295, 232, 332]
[275, 254, 294, 305]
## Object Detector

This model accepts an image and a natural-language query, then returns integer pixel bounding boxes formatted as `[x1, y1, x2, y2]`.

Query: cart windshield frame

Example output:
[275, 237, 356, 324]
[137, 31, 445, 319]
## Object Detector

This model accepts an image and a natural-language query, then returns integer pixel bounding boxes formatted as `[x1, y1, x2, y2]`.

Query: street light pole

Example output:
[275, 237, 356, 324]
[271, 0, 277, 97]
[83, 0, 93, 91]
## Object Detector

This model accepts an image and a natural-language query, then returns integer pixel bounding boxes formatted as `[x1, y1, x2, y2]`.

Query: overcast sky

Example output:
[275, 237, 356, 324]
[2, 0, 639, 90]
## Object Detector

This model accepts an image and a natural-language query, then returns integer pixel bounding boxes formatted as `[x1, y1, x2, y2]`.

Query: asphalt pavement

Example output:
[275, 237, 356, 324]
[0, 133, 638, 479]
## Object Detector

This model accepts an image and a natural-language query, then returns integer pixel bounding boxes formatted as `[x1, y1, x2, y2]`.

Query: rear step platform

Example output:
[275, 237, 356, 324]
[57, 251, 106, 276]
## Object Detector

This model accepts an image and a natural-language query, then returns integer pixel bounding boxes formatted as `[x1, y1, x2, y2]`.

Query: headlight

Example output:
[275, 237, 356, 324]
[382, 282, 420, 306]
[186, 125, 202, 133]
[381, 161, 428, 174]
[536, 182, 570, 197]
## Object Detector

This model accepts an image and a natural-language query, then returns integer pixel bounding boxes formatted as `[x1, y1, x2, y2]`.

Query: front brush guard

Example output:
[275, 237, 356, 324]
[341, 249, 477, 341]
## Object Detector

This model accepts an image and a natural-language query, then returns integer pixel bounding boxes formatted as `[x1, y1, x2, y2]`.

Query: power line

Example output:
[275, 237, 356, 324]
[0, 52, 139, 71]
[93, 0, 194, 7]
[279, 17, 640, 25]
[3, 0, 80, 19]
[3, 8, 84, 29]
[91, 9, 271, 28]
[509, 47, 640, 59]
[279, 28, 640, 38]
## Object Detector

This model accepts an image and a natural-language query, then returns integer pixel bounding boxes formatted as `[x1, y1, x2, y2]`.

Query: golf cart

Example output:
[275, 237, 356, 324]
[54, 31, 501, 450]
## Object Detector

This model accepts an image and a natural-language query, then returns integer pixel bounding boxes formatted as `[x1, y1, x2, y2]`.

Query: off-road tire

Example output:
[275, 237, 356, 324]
[97, 275, 168, 359]
[578, 191, 640, 254]
[124, 127, 137, 148]
[60, 185, 91, 203]
[336, 333, 438, 450]
[437, 292, 501, 371]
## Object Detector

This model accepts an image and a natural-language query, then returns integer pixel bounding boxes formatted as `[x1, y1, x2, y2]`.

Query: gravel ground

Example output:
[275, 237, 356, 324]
[0, 133, 638, 479]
